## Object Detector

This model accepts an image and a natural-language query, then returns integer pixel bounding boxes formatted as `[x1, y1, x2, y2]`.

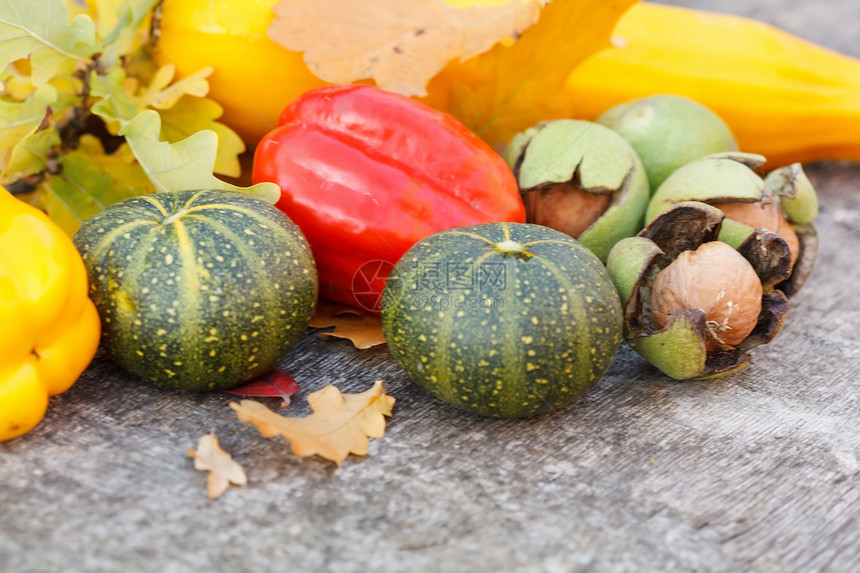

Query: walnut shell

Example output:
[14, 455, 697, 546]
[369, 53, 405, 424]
[717, 199, 800, 266]
[651, 241, 763, 352]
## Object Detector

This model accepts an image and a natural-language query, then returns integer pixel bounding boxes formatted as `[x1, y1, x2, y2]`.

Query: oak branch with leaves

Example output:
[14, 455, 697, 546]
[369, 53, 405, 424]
[1, 0, 637, 235]
[0, 0, 276, 236]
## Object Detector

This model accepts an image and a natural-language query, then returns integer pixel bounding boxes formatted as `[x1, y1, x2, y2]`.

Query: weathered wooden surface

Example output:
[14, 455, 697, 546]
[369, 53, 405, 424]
[2, 2, 860, 572]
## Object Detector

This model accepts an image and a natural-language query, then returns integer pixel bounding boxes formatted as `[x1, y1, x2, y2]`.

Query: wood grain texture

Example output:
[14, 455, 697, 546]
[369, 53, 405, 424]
[2, 2, 860, 572]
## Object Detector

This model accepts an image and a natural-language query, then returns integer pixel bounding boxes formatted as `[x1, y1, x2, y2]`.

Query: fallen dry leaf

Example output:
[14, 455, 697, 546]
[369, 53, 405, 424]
[230, 381, 395, 465]
[309, 299, 386, 349]
[267, 0, 543, 96]
[225, 369, 301, 406]
[421, 0, 637, 146]
[188, 433, 247, 499]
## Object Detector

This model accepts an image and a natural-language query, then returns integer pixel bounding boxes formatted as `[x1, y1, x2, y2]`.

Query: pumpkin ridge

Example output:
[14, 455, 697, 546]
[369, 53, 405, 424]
[178, 202, 278, 227]
[181, 214, 269, 274]
[529, 252, 594, 394]
[171, 217, 204, 381]
[470, 250, 498, 270]
[512, 252, 583, 415]
[179, 189, 212, 211]
[135, 194, 172, 217]
[440, 230, 497, 247]
[100, 224, 153, 366]
[83, 219, 154, 270]
[185, 213, 296, 364]
[521, 238, 585, 249]
[432, 270, 458, 408]
[498, 263, 535, 417]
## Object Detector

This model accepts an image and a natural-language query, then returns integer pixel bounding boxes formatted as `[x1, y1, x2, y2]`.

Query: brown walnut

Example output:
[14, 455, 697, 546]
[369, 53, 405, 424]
[651, 241, 763, 352]
[523, 182, 612, 239]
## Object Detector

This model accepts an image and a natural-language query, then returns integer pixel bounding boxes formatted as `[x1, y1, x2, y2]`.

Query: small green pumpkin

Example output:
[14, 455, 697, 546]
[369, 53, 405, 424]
[73, 190, 318, 391]
[381, 222, 622, 418]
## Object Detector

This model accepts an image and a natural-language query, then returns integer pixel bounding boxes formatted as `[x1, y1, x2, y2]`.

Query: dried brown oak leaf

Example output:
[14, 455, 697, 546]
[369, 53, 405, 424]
[230, 381, 395, 465]
[267, 0, 544, 96]
[309, 299, 386, 349]
[188, 433, 247, 499]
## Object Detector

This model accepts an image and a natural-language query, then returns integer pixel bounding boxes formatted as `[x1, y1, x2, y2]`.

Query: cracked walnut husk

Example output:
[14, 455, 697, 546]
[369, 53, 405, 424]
[646, 152, 818, 296]
[606, 201, 792, 380]
[504, 119, 651, 262]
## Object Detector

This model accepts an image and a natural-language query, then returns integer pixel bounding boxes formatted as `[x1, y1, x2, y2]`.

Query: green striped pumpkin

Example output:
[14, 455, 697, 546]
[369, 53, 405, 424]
[381, 222, 622, 418]
[73, 190, 318, 391]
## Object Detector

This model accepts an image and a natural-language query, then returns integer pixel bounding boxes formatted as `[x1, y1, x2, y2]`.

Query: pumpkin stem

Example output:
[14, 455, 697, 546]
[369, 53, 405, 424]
[495, 239, 524, 253]
[162, 210, 186, 225]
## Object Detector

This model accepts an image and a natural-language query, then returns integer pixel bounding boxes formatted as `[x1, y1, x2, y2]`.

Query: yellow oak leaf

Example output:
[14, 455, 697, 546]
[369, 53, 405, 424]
[133, 64, 211, 111]
[188, 432, 247, 499]
[267, 0, 544, 97]
[230, 381, 395, 465]
[0, 85, 58, 182]
[158, 96, 245, 178]
[309, 299, 386, 349]
[421, 0, 638, 146]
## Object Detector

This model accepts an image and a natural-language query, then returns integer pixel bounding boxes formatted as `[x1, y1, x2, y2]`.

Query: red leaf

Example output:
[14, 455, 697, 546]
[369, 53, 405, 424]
[225, 370, 301, 405]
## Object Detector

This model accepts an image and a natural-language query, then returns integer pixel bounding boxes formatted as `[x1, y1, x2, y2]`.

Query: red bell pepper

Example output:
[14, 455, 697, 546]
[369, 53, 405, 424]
[252, 85, 525, 312]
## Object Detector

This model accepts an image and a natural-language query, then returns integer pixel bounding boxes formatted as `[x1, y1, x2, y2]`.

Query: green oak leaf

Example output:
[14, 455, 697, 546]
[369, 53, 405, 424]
[119, 109, 279, 203]
[36, 173, 103, 237]
[90, 67, 143, 130]
[0, 0, 101, 85]
[61, 135, 154, 207]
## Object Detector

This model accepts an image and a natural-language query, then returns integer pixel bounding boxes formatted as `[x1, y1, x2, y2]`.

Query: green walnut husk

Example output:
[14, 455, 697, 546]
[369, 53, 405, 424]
[606, 202, 792, 380]
[646, 152, 819, 296]
[504, 119, 650, 263]
[597, 95, 738, 191]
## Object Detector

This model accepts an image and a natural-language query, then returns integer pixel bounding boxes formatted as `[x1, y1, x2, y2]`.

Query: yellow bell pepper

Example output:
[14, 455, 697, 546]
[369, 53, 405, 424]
[0, 189, 101, 442]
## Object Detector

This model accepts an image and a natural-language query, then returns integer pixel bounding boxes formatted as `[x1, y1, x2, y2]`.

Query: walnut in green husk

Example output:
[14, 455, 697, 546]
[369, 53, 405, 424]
[597, 94, 738, 191]
[504, 119, 650, 262]
[606, 202, 791, 380]
[646, 152, 819, 296]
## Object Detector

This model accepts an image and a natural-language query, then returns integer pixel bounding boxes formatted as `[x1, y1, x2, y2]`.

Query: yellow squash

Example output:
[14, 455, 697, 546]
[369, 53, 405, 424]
[0, 190, 101, 441]
[566, 2, 860, 167]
